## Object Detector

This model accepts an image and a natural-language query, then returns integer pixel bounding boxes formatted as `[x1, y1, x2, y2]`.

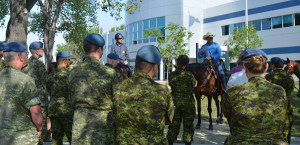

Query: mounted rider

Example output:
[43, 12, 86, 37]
[198, 32, 227, 90]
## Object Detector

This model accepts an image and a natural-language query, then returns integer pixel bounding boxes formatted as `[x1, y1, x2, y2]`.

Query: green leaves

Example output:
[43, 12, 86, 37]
[145, 22, 193, 83]
[224, 24, 263, 61]
[0, 0, 9, 27]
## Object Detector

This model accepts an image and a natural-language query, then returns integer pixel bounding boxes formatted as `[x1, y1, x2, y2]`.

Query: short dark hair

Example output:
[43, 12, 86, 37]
[83, 40, 102, 54]
[273, 63, 284, 69]
[177, 55, 189, 66]
[135, 59, 155, 73]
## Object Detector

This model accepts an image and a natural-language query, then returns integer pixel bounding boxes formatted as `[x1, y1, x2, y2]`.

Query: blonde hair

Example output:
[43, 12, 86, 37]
[243, 55, 267, 74]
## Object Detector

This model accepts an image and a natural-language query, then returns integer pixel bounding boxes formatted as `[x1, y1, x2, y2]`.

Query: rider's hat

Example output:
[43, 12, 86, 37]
[203, 32, 215, 40]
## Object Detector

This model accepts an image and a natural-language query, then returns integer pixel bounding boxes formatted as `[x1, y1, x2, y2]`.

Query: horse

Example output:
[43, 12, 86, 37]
[116, 62, 132, 79]
[186, 60, 225, 130]
[284, 58, 300, 97]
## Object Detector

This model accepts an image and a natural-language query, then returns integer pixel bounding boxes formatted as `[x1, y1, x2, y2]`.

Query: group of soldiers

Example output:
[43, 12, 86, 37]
[0, 31, 297, 145]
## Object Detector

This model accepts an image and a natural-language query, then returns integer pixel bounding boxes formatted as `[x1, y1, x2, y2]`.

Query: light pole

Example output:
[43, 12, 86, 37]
[245, 0, 249, 46]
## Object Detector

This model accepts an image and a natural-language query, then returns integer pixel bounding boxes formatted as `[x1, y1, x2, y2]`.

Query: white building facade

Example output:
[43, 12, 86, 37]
[102, 0, 300, 81]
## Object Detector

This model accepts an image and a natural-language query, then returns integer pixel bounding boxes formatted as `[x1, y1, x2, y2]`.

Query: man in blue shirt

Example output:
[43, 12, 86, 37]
[198, 32, 227, 90]
[110, 33, 130, 65]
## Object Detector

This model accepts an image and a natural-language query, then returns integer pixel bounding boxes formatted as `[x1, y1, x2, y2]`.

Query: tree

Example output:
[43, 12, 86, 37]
[63, 26, 103, 60]
[0, 0, 9, 26]
[109, 24, 125, 33]
[5, 0, 37, 44]
[224, 24, 263, 61]
[145, 22, 193, 85]
[3, 0, 143, 69]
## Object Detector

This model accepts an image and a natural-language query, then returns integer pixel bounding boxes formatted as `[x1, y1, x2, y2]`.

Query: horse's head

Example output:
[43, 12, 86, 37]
[116, 62, 132, 79]
[284, 57, 294, 74]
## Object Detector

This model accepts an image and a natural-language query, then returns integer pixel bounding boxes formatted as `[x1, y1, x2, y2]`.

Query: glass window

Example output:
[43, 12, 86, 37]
[238, 22, 245, 31]
[130, 24, 133, 45]
[138, 21, 143, 44]
[150, 18, 156, 28]
[295, 13, 300, 26]
[222, 25, 229, 35]
[229, 24, 235, 34]
[143, 20, 149, 43]
[134, 23, 138, 32]
[157, 17, 165, 27]
[250, 20, 261, 31]
[272, 16, 282, 29]
[262, 18, 271, 30]
[283, 14, 294, 27]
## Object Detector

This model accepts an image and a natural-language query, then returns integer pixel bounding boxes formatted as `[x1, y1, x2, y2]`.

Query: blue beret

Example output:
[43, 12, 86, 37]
[57, 51, 70, 58]
[29, 41, 43, 50]
[107, 53, 120, 60]
[4, 42, 27, 52]
[84, 33, 105, 47]
[136, 45, 161, 64]
[271, 57, 284, 64]
[0, 41, 6, 51]
[242, 49, 268, 60]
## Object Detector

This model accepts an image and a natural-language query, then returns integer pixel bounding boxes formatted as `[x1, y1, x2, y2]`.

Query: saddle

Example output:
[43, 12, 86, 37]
[202, 60, 225, 94]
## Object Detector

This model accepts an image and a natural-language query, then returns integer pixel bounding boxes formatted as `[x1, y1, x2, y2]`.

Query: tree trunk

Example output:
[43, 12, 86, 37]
[6, 0, 37, 44]
[38, 0, 64, 69]
[6, 0, 28, 44]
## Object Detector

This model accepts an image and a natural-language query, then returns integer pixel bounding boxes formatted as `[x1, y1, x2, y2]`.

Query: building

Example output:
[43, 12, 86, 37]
[102, 0, 300, 81]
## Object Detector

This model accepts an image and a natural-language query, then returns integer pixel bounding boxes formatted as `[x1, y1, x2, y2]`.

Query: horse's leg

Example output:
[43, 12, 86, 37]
[207, 96, 213, 130]
[195, 92, 201, 129]
[216, 93, 224, 124]
[214, 95, 221, 124]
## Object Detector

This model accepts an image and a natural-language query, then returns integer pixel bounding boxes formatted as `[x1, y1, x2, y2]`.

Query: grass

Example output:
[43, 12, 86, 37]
[195, 86, 300, 137]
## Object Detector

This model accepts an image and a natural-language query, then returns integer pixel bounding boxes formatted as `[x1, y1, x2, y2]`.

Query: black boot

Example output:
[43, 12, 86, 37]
[297, 91, 300, 97]
[168, 141, 174, 145]
[185, 142, 191, 145]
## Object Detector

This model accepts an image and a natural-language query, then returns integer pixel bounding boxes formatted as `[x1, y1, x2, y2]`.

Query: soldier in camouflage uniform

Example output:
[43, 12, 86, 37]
[105, 53, 122, 78]
[167, 55, 196, 145]
[22, 41, 48, 145]
[0, 41, 6, 71]
[113, 45, 175, 145]
[68, 33, 121, 145]
[47, 51, 73, 145]
[223, 49, 289, 145]
[265, 57, 294, 144]
[0, 42, 43, 145]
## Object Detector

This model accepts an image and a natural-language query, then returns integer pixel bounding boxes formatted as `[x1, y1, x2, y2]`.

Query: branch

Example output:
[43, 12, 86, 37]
[51, 0, 65, 30]
[37, 0, 47, 17]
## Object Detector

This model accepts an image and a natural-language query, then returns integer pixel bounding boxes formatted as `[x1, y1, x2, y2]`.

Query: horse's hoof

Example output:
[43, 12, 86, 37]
[195, 125, 201, 129]
[216, 118, 224, 124]
[208, 125, 213, 130]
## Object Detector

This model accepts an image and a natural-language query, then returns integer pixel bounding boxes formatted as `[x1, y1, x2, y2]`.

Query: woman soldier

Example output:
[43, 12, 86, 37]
[223, 49, 289, 144]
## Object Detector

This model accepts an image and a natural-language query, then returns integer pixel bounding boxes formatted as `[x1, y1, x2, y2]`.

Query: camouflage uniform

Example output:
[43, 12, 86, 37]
[167, 68, 196, 143]
[266, 69, 294, 143]
[223, 76, 289, 145]
[0, 59, 5, 71]
[22, 56, 48, 144]
[105, 63, 122, 79]
[0, 65, 41, 145]
[68, 57, 121, 145]
[47, 66, 73, 145]
[113, 72, 175, 145]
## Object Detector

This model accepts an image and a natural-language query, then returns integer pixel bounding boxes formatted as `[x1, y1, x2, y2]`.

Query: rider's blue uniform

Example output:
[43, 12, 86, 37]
[198, 42, 227, 90]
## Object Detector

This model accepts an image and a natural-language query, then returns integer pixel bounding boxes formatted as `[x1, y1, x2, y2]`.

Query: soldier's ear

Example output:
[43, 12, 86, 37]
[264, 63, 269, 73]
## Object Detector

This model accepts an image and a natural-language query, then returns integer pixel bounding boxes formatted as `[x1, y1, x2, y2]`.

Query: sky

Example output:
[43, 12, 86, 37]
[0, 0, 238, 60]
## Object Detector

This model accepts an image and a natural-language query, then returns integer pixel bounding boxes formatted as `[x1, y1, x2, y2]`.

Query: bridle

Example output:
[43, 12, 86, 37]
[286, 61, 294, 74]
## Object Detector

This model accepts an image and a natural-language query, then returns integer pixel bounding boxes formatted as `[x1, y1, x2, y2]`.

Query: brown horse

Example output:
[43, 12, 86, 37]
[116, 62, 132, 79]
[284, 58, 300, 96]
[186, 61, 225, 130]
